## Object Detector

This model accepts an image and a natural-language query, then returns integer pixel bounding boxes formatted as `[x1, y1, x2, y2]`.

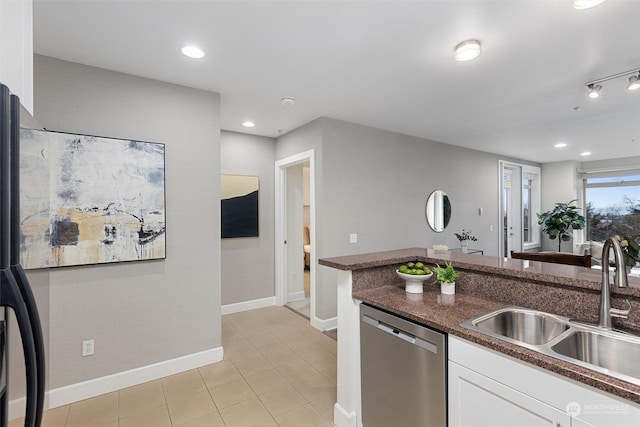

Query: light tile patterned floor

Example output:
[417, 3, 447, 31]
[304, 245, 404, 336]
[10, 306, 336, 427]
[286, 270, 311, 318]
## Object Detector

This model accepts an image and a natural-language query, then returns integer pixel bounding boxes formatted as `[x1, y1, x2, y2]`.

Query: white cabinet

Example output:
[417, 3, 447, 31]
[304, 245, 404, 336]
[449, 361, 570, 427]
[448, 336, 640, 427]
[0, 0, 34, 113]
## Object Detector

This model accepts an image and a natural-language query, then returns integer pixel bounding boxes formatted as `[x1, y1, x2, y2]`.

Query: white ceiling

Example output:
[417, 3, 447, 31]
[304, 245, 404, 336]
[33, 0, 640, 163]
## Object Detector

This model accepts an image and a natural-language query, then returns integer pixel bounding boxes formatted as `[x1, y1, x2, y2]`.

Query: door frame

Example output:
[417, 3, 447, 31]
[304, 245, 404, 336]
[275, 149, 317, 325]
[499, 160, 541, 257]
[500, 163, 519, 258]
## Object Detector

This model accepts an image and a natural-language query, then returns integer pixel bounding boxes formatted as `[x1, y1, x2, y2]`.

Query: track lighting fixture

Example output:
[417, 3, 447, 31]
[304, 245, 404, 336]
[628, 74, 640, 91]
[587, 84, 601, 99]
[585, 68, 640, 98]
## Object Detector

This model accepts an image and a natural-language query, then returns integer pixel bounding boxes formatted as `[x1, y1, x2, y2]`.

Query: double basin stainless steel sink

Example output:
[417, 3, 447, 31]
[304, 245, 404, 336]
[461, 306, 640, 386]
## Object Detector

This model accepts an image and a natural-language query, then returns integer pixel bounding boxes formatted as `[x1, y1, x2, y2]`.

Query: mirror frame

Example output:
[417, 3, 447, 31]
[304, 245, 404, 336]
[425, 190, 451, 232]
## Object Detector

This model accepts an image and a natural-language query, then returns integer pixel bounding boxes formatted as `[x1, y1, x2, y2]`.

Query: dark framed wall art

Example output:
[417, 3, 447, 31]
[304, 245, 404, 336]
[221, 174, 259, 238]
[20, 129, 166, 268]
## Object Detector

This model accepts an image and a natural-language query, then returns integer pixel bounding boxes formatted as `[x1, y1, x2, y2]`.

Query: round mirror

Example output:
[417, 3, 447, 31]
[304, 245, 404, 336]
[425, 190, 451, 232]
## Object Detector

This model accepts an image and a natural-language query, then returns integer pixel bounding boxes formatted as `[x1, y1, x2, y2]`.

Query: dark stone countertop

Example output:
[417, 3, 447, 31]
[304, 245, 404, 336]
[319, 247, 640, 296]
[320, 248, 640, 404]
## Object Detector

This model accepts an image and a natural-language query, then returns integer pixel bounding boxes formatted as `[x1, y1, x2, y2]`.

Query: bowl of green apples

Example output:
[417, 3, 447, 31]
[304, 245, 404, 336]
[397, 262, 432, 294]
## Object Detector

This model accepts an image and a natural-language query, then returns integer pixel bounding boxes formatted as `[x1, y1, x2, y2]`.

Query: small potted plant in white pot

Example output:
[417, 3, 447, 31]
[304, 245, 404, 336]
[454, 229, 477, 253]
[433, 262, 459, 295]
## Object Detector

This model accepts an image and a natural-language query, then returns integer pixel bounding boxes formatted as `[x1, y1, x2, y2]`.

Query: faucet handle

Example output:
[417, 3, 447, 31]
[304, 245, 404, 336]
[610, 299, 631, 319]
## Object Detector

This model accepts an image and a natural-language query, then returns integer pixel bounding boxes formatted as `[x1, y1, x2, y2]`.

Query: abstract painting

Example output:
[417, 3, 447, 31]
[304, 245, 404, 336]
[221, 174, 259, 238]
[20, 129, 166, 269]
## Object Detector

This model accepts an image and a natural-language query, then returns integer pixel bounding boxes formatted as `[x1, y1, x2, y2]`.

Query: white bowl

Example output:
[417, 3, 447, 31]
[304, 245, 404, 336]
[396, 270, 433, 294]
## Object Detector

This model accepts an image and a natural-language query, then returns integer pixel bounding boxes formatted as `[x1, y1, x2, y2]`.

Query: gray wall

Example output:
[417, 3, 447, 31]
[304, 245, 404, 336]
[21, 55, 221, 390]
[277, 117, 520, 320]
[220, 131, 275, 305]
[541, 161, 579, 252]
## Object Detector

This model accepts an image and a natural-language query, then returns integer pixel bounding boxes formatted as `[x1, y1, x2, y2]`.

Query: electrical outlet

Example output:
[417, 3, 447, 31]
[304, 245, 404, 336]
[82, 340, 94, 357]
[349, 233, 358, 243]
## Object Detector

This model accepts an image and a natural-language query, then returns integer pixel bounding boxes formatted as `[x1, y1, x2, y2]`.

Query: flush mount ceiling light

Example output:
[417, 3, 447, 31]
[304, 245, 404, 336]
[554, 142, 567, 148]
[572, 0, 607, 10]
[181, 45, 205, 59]
[454, 39, 482, 62]
[585, 67, 640, 98]
[580, 151, 592, 156]
[242, 121, 255, 128]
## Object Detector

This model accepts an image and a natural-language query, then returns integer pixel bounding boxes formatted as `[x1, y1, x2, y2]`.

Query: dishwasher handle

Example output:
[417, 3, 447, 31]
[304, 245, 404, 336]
[362, 314, 438, 354]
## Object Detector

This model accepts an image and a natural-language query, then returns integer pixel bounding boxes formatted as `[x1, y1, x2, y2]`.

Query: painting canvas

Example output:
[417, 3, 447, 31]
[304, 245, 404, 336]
[221, 174, 259, 238]
[20, 129, 166, 269]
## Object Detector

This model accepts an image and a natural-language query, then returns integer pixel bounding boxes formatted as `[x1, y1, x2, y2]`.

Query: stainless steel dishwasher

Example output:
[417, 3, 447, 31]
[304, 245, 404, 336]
[360, 304, 447, 427]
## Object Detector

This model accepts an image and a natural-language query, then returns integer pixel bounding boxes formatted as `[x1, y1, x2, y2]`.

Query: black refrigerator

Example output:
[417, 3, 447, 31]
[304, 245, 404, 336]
[0, 83, 45, 427]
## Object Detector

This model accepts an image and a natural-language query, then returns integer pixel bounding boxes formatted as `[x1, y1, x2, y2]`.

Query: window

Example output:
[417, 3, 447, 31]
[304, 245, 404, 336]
[583, 173, 640, 242]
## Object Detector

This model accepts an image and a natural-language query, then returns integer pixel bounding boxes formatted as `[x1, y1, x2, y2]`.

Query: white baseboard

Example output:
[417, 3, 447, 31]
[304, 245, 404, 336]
[221, 296, 276, 315]
[44, 346, 223, 410]
[334, 402, 359, 427]
[287, 291, 306, 302]
[311, 315, 337, 332]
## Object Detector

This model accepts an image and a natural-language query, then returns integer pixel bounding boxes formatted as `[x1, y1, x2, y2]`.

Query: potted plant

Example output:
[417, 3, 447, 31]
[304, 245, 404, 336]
[454, 229, 477, 253]
[433, 262, 459, 295]
[615, 234, 639, 271]
[537, 200, 585, 252]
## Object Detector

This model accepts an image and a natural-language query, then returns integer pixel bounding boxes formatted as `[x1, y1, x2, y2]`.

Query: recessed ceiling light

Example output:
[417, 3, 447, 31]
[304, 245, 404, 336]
[554, 142, 567, 148]
[454, 39, 482, 62]
[242, 121, 255, 128]
[181, 45, 205, 59]
[580, 151, 592, 156]
[572, 0, 607, 10]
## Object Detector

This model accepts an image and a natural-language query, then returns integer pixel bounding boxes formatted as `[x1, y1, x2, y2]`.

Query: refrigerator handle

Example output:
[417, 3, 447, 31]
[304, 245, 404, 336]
[10, 93, 45, 427]
[0, 271, 37, 427]
[10, 266, 45, 427]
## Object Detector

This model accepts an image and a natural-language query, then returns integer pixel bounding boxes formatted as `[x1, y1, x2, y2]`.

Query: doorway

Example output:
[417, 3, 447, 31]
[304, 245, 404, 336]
[275, 150, 317, 326]
[501, 164, 523, 257]
[499, 161, 541, 257]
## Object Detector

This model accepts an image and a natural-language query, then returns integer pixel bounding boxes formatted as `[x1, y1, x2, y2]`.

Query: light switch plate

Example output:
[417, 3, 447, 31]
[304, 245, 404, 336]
[349, 234, 357, 243]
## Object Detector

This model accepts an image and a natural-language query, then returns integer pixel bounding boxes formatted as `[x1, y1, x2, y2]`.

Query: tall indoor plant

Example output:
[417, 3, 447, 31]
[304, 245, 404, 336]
[537, 200, 586, 252]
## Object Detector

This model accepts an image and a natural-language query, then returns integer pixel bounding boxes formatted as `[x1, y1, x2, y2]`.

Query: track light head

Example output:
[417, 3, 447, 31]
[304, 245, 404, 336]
[628, 75, 640, 91]
[587, 84, 602, 99]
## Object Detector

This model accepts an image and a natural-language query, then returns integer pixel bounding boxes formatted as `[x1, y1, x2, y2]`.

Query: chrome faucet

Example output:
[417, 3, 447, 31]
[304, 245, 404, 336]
[599, 236, 630, 329]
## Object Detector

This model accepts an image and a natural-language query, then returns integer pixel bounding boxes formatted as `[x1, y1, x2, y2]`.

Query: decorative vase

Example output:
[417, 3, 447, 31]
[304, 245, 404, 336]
[440, 281, 455, 295]
[460, 241, 468, 253]
[397, 270, 433, 294]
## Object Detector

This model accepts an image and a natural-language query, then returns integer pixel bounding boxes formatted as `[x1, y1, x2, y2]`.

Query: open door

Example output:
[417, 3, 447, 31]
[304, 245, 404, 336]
[275, 150, 319, 328]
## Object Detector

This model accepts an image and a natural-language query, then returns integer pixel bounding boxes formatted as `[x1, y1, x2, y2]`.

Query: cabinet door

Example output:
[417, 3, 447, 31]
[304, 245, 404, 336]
[449, 361, 571, 427]
[0, 0, 33, 113]
[571, 418, 597, 427]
